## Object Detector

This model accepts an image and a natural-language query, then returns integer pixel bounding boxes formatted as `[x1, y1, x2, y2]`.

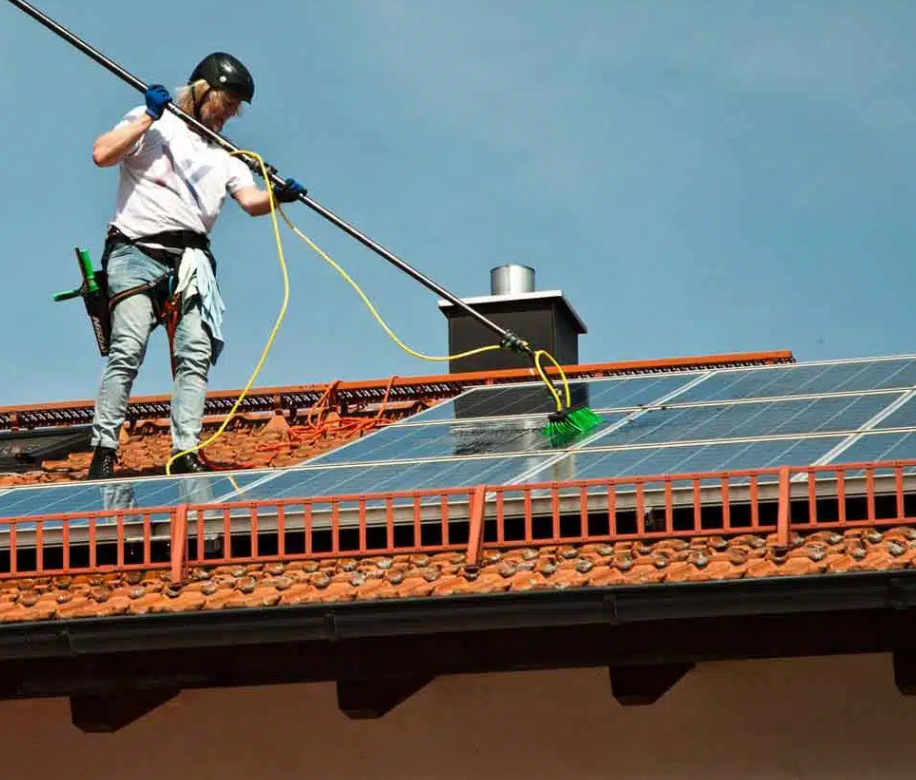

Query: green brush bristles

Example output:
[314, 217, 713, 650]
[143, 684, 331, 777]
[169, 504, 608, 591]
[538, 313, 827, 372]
[541, 402, 604, 447]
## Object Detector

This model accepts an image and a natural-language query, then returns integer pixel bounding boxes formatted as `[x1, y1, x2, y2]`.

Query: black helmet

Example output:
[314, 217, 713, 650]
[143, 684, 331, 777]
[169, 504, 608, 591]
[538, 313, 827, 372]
[189, 52, 254, 102]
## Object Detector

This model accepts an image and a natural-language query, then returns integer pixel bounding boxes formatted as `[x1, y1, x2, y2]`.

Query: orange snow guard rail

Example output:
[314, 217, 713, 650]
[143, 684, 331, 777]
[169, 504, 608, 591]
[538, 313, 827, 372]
[0, 455, 911, 582]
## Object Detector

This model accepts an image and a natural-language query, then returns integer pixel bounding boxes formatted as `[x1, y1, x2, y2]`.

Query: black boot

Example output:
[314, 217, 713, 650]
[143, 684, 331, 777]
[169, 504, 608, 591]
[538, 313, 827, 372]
[170, 452, 210, 474]
[87, 446, 118, 480]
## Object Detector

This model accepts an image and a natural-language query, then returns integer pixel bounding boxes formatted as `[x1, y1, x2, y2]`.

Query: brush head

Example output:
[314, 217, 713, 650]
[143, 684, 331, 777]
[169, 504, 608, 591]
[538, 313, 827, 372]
[541, 403, 603, 447]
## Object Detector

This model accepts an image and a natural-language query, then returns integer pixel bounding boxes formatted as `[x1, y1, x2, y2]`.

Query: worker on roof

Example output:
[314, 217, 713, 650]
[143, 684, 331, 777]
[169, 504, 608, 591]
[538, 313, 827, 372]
[86, 52, 304, 480]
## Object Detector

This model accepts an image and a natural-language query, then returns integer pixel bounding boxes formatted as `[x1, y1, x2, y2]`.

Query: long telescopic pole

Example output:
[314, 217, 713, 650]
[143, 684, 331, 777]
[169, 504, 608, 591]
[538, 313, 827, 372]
[6, 0, 532, 355]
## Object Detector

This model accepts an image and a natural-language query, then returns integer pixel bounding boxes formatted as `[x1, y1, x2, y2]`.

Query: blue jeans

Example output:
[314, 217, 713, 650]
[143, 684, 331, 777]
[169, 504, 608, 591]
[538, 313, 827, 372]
[90, 242, 213, 454]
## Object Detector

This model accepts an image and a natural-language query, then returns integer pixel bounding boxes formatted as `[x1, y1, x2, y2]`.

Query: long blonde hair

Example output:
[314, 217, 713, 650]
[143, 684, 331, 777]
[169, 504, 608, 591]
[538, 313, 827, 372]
[174, 79, 243, 117]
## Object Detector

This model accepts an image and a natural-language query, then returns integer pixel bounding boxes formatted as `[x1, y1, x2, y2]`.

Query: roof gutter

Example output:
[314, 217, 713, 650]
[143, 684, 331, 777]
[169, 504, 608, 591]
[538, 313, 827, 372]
[0, 570, 913, 662]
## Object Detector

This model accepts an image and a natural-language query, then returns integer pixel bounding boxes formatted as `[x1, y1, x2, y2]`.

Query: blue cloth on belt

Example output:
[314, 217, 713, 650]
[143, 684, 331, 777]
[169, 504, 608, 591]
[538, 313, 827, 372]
[174, 247, 226, 364]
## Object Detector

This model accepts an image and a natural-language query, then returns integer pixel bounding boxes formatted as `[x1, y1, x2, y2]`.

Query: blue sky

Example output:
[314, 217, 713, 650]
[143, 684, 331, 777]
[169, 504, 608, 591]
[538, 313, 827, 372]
[2, 0, 916, 406]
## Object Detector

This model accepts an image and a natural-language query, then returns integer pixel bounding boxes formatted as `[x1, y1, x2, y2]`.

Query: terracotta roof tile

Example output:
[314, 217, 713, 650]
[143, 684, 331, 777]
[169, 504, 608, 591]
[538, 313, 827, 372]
[1, 527, 913, 624]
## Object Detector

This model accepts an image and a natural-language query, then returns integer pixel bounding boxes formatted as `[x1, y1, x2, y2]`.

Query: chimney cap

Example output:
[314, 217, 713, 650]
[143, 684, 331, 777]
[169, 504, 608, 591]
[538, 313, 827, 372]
[491, 264, 536, 296]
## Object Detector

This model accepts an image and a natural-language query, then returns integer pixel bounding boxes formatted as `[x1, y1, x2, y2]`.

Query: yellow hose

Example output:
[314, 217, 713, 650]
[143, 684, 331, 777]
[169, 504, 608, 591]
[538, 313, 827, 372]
[277, 206, 573, 412]
[166, 159, 576, 476]
[166, 150, 289, 476]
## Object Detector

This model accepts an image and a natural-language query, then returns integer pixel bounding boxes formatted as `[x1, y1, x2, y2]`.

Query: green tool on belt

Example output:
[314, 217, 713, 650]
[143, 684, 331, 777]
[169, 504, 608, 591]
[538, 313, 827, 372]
[52, 247, 112, 357]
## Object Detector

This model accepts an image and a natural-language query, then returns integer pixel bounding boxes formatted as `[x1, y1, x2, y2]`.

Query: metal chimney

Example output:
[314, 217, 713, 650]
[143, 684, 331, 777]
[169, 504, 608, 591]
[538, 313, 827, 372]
[490, 264, 535, 296]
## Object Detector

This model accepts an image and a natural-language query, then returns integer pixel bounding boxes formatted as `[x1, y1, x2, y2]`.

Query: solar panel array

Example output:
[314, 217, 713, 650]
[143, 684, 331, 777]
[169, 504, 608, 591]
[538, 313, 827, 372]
[3, 354, 916, 525]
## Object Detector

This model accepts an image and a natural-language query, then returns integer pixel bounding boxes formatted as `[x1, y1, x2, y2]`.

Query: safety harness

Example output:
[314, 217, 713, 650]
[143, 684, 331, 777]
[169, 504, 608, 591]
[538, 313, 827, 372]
[101, 226, 217, 376]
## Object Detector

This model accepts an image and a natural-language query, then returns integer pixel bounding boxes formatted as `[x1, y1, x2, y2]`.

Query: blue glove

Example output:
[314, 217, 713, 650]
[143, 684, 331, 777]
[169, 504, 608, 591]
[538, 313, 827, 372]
[144, 84, 171, 120]
[274, 177, 306, 203]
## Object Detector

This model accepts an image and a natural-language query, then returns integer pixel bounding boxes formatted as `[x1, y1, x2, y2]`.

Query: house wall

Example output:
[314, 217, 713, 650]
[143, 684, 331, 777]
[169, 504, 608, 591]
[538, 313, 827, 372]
[1, 652, 915, 780]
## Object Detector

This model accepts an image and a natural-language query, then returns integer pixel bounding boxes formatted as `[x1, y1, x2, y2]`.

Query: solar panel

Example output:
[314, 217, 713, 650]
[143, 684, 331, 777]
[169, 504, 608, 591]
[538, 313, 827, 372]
[228, 358, 909, 501]
[0, 471, 263, 519]
[3, 355, 916, 531]
[411, 372, 698, 421]
[816, 430, 916, 476]
[872, 394, 916, 429]
[588, 393, 901, 448]
[306, 393, 896, 470]
[314, 413, 628, 465]
[519, 435, 847, 483]
[227, 453, 556, 503]
[675, 357, 916, 403]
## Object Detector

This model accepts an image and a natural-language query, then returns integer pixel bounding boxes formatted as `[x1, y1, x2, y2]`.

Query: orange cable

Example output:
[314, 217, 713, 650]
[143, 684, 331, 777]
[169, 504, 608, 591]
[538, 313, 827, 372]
[229, 376, 399, 470]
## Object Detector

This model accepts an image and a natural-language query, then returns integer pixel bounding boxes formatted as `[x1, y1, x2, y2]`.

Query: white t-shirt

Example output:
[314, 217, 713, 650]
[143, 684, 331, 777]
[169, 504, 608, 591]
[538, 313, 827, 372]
[110, 107, 255, 239]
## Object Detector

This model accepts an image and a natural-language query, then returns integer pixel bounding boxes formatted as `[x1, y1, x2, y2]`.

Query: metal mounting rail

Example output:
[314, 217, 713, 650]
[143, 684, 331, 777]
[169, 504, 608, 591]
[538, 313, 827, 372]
[0, 350, 793, 432]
